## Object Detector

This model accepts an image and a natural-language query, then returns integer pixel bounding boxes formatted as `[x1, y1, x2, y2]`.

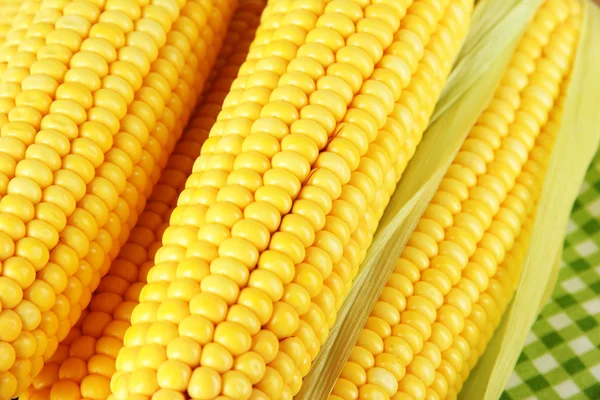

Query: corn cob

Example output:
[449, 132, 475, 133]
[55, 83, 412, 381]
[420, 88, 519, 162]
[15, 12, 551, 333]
[111, 0, 474, 398]
[0, 0, 236, 397]
[449, 78, 573, 399]
[18, 3, 264, 399]
[329, 1, 581, 399]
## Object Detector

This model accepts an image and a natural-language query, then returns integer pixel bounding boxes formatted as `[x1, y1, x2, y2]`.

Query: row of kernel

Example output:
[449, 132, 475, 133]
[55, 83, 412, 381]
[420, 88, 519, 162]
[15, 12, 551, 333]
[115, 0, 418, 398]
[455, 14, 577, 381]
[87, 0, 234, 259]
[20, 4, 263, 400]
[439, 128, 553, 399]
[329, 3, 578, 399]
[110, 11, 265, 400]
[0, 1, 235, 398]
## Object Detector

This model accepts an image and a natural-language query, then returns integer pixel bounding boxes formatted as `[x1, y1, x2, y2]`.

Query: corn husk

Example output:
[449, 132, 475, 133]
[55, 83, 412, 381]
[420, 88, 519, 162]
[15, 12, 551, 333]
[460, 1, 600, 397]
[297, 0, 546, 397]
[298, 0, 600, 398]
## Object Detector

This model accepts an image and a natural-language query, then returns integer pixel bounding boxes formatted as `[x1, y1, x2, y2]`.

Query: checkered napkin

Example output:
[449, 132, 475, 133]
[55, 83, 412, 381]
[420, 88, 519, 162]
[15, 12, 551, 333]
[501, 152, 600, 400]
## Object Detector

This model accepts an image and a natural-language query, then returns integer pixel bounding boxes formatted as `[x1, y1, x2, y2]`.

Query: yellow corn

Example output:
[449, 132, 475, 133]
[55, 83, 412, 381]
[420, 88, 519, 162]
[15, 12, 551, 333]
[0, 0, 237, 398]
[1, 1, 584, 400]
[110, 0, 474, 398]
[17, 3, 264, 399]
[449, 79, 573, 399]
[329, 1, 581, 399]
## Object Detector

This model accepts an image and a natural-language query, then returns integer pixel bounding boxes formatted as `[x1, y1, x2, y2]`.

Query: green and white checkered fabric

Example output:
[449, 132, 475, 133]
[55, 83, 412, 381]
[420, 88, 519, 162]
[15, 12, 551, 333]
[501, 151, 600, 400]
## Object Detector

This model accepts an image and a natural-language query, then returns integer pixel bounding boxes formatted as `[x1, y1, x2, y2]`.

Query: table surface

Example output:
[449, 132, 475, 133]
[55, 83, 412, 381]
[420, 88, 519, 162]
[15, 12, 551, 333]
[502, 150, 600, 400]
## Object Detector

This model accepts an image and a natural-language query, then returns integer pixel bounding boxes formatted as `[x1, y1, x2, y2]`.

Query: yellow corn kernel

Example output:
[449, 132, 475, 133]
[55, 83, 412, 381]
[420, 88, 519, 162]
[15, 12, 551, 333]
[113, 0, 475, 398]
[19, 3, 264, 400]
[330, 1, 581, 399]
